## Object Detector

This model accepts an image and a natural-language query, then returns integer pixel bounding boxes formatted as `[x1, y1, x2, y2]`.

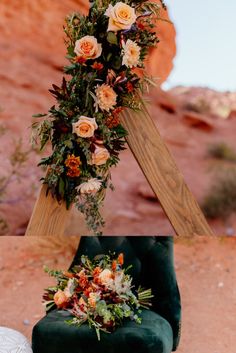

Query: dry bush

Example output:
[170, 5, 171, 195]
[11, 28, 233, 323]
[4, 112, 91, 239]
[0, 123, 32, 234]
[207, 142, 236, 162]
[202, 167, 236, 219]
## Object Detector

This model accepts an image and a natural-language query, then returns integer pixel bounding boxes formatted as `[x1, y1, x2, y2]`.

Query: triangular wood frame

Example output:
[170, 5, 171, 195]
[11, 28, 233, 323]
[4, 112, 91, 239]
[25, 102, 214, 236]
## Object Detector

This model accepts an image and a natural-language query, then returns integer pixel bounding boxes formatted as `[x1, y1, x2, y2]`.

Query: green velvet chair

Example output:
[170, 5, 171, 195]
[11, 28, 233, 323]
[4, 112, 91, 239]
[32, 236, 181, 353]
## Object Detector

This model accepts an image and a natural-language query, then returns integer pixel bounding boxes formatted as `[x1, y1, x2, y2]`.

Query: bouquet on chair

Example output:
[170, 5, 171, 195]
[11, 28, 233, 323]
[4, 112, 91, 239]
[32, 0, 168, 235]
[43, 253, 153, 340]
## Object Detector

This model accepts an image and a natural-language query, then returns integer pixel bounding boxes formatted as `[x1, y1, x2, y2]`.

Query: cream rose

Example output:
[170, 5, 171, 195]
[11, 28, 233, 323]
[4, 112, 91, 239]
[122, 39, 140, 68]
[98, 269, 113, 286]
[74, 35, 102, 60]
[77, 178, 102, 194]
[72, 116, 98, 138]
[95, 84, 117, 111]
[90, 145, 110, 166]
[105, 2, 137, 32]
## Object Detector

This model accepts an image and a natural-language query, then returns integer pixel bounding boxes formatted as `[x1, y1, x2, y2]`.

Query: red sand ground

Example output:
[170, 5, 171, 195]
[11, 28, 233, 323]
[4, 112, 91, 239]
[0, 236, 236, 353]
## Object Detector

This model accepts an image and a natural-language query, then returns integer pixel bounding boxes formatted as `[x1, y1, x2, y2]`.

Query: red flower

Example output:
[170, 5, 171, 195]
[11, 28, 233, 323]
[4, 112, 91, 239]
[83, 286, 93, 297]
[79, 275, 89, 289]
[137, 22, 145, 30]
[91, 62, 104, 70]
[126, 81, 134, 93]
[74, 56, 87, 64]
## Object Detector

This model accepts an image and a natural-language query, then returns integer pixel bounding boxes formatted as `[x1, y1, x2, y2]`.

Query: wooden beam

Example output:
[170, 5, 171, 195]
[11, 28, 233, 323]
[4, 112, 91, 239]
[120, 102, 214, 236]
[25, 184, 70, 236]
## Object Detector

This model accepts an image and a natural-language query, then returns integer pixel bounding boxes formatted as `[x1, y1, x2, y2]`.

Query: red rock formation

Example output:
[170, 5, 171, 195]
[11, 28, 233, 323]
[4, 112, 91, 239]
[3, 1, 235, 236]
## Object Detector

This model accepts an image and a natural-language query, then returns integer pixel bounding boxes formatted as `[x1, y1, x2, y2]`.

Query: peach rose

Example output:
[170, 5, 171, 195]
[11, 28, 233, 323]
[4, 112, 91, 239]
[77, 178, 102, 194]
[122, 39, 140, 68]
[53, 290, 68, 308]
[74, 36, 102, 60]
[72, 116, 98, 138]
[90, 145, 110, 166]
[95, 84, 117, 111]
[105, 2, 137, 32]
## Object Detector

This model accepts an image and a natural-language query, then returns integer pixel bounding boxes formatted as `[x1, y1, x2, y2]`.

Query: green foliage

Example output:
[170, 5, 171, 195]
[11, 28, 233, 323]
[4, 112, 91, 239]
[33, 0, 166, 234]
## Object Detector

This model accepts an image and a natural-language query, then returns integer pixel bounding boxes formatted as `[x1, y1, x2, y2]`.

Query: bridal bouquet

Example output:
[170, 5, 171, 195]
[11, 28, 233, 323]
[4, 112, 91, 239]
[32, 0, 167, 234]
[43, 253, 153, 340]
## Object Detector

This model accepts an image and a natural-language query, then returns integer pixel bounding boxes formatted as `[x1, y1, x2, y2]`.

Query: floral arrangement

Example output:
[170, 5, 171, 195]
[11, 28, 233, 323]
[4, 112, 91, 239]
[43, 252, 153, 340]
[32, 0, 167, 234]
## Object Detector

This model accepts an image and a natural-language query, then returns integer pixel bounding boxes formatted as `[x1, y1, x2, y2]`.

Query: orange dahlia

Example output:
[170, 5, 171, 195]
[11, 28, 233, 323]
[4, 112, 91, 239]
[65, 154, 81, 177]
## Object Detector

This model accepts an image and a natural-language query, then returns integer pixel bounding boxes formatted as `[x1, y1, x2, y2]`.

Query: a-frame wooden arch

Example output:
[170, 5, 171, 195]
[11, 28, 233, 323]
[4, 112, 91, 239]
[25, 100, 214, 236]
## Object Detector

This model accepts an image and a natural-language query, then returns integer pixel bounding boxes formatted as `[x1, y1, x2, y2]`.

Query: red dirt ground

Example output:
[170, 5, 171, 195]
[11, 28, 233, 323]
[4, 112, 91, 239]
[0, 236, 236, 353]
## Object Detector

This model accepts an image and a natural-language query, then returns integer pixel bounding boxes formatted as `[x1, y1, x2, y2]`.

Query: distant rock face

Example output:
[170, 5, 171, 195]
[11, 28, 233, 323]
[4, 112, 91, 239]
[170, 86, 236, 119]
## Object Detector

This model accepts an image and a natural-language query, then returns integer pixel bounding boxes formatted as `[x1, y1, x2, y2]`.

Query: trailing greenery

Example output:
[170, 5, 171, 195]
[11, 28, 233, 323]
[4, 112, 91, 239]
[33, 0, 168, 234]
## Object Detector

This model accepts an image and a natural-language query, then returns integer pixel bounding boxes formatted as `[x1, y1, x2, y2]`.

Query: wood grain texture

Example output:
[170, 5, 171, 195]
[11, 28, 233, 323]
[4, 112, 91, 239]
[25, 184, 70, 236]
[120, 102, 214, 236]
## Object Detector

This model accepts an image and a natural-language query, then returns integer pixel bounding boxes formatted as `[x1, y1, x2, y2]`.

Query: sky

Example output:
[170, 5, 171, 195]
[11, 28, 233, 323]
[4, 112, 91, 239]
[163, 0, 236, 91]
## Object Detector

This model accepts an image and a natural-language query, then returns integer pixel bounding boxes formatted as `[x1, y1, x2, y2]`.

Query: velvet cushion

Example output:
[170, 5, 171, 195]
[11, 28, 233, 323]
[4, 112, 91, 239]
[32, 236, 181, 353]
[32, 309, 173, 353]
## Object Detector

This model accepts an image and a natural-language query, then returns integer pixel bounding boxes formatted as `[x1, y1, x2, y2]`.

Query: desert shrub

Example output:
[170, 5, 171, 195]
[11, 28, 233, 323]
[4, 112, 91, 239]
[207, 142, 236, 162]
[0, 123, 31, 235]
[202, 167, 236, 219]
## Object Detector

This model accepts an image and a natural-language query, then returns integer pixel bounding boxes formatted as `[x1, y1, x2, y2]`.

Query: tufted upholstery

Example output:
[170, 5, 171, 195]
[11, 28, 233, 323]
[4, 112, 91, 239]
[32, 236, 181, 353]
